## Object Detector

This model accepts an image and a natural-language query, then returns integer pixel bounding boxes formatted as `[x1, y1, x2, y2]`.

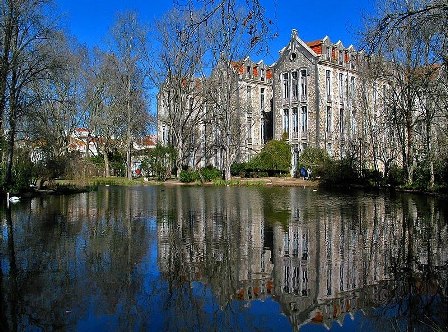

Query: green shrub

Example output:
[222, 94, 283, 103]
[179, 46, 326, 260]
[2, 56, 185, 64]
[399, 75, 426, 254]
[362, 168, 383, 186]
[11, 157, 34, 193]
[231, 162, 248, 176]
[412, 162, 428, 189]
[141, 144, 176, 181]
[249, 139, 291, 173]
[88, 155, 105, 167]
[198, 166, 222, 181]
[434, 158, 448, 188]
[179, 169, 199, 183]
[299, 147, 331, 178]
[387, 165, 406, 187]
[109, 152, 126, 177]
[319, 158, 358, 187]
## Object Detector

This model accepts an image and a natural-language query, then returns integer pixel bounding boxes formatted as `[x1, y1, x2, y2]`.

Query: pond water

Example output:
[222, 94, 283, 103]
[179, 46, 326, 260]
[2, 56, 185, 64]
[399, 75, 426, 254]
[0, 185, 447, 331]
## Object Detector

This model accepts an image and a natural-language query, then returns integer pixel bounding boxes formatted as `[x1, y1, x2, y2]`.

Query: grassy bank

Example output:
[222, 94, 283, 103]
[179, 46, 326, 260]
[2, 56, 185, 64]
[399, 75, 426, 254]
[57, 176, 319, 188]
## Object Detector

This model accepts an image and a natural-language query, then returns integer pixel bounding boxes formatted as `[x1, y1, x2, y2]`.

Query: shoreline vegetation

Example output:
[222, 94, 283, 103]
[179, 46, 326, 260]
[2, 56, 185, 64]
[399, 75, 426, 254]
[6, 176, 319, 198]
[59, 176, 320, 189]
[5, 175, 444, 201]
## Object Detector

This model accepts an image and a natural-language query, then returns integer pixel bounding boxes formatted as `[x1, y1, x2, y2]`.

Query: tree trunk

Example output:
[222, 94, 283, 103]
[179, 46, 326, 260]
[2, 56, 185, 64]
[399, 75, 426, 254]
[223, 148, 231, 181]
[126, 141, 132, 180]
[103, 148, 110, 177]
[429, 160, 434, 189]
[4, 64, 18, 188]
[176, 140, 183, 178]
[224, 164, 231, 181]
[405, 113, 414, 186]
[426, 114, 435, 189]
[5, 114, 16, 187]
[0, 1, 14, 136]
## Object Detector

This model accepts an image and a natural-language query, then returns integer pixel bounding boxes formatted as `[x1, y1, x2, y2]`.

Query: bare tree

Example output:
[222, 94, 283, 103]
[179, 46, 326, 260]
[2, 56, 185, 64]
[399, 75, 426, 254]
[25, 34, 88, 159]
[362, 0, 448, 186]
[86, 50, 125, 177]
[1, 0, 59, 187]
[155, 1, 273, 180]
[110, 11, 150, 180]
[189, 0, 273, 180]
[154, 8, 207, 177]
[364, 0, 448, 68]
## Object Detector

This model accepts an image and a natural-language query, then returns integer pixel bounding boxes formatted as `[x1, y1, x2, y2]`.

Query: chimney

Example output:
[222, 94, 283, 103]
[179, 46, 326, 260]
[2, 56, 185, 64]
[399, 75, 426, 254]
[291, 29, 298, 39]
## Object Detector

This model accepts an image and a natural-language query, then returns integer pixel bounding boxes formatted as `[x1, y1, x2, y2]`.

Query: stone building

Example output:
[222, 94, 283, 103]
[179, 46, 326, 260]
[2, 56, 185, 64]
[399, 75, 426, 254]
[157, 57, 274, 170]
[229, 57, 274, 160]
[157, 28, 390, 175]
[272, 29, 388, 176]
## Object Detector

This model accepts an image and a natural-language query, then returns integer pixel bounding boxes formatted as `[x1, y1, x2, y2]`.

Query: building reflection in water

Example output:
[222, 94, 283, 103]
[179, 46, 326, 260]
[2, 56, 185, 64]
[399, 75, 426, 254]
[0, 186, 446, 331]
[157, 187, 448, 331]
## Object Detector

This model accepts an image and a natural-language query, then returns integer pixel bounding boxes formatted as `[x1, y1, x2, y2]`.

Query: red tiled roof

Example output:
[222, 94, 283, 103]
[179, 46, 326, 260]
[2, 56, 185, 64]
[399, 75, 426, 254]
[306, 40, 323, 55]
[306, 40, 322, 48]
[231, 61, 244, 74]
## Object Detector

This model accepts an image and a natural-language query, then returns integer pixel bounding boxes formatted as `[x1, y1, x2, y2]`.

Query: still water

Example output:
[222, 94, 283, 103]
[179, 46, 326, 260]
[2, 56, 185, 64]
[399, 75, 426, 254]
[0, 185, 447, 331]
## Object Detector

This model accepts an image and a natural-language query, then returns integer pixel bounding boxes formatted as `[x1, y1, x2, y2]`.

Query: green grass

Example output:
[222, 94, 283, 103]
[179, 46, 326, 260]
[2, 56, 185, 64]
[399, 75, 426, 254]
[56, 176, 153, 187]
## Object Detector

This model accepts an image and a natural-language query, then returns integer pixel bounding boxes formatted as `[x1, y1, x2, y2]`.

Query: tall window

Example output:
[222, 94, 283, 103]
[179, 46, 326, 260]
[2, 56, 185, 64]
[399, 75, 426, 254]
[326, 70, 331, 100]
[339, 50, 343, 65]
[350, 76, 355, 104]
[301, 106, 308, 132]
[292, 107, 298, 134]
[339, 73, 344, 102]
[326, 46, 331, 60]
[246, 65, 251, 78]
[292, 71, 298, 101]
[300, 69, 307, 101]
[339, 108, 344, 134]
[260, 119, 264, 143]
[260, 68, 265, 81]
[282, 73, 290, 99]
[326, 106, 332, 133]
[162, 125, 168, 144]
[283, 109, 289, 134]
[260, 87, 265, 110]
[246, 85, 252, 108]
[247, 116, 252, 142]
[351, 110, 357, 134]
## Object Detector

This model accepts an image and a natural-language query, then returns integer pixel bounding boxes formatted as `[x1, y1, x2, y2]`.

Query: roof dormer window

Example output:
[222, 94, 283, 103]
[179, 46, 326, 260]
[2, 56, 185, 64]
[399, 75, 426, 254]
[326, 46, 331, 61]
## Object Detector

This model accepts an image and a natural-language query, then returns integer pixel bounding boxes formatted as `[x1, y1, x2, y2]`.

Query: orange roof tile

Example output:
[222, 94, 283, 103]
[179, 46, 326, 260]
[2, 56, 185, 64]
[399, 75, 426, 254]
[306, 40, 323, 55]
[306, 40, 322, 48]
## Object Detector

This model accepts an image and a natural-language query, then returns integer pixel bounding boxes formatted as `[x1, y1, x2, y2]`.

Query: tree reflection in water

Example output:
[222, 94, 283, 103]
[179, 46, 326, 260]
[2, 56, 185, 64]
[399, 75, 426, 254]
[0, 186, 447, 331]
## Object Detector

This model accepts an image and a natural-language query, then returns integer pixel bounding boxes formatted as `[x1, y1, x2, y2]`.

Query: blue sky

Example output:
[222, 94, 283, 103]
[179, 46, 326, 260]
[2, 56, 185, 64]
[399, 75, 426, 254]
[55, 0, 375, 64]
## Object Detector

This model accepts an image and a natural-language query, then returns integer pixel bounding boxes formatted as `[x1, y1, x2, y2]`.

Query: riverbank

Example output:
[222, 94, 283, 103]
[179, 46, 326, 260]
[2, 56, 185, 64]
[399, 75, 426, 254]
[3, 175, 444, 202]
[161, 176, 319, 187]
[6, 176, 319, 199]
[60, 176, 319, 188]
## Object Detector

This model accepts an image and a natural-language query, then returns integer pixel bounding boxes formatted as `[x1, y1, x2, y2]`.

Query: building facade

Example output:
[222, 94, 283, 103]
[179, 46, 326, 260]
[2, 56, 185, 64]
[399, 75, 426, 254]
[229, 57, 274, 161]
[157, 57, 274, 170]
[272, 29, 389, 175]
[157, 29, 390, 176]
